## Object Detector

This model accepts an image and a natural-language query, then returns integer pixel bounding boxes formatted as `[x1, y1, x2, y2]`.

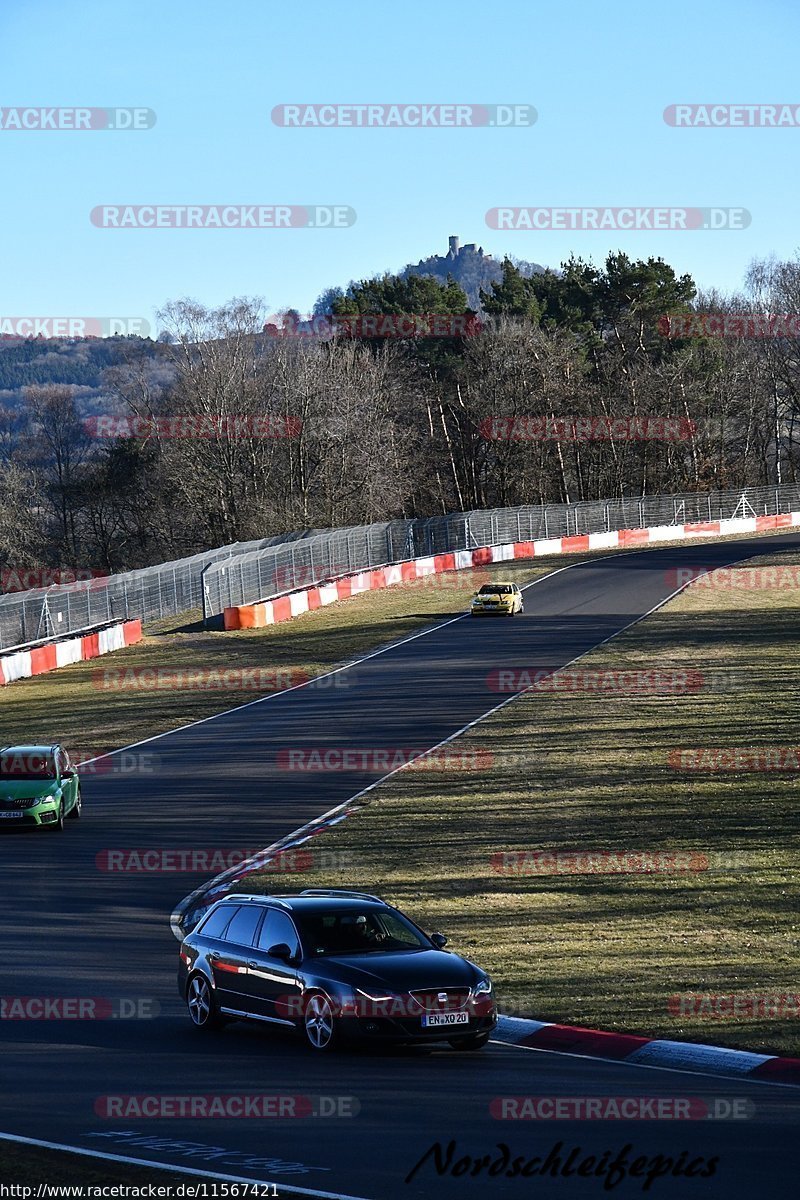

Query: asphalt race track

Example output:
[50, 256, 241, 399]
[2, 534, 800, 1200]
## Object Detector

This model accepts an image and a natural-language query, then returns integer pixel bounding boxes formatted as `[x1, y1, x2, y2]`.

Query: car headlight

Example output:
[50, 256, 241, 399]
[474, 977, 493, 996]
[25, 795, 50, 808]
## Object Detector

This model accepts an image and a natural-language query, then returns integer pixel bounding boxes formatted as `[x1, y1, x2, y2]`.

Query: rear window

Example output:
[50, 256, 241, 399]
[224, 905, 263, 947]
[197, 904, 239, 940]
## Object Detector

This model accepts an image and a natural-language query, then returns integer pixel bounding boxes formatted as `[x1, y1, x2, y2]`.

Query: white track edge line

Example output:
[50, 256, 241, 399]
[488, 1039, 800, 1090]
[0, 1133, 371, 1200]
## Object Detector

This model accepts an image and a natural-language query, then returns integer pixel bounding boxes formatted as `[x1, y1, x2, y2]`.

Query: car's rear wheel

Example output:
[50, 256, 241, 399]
[304, 993, 339, 1052]
[448, 1031, 491, 1050]
[68, 788, 81, 819]
[187, 973, 225, 1031]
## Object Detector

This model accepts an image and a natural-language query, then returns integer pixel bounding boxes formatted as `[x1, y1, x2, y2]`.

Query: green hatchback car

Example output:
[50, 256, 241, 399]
[0, 745, 82, 831]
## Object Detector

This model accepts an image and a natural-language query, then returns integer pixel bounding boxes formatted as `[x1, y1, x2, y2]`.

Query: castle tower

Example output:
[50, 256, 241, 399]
[448, 235, 460, 258]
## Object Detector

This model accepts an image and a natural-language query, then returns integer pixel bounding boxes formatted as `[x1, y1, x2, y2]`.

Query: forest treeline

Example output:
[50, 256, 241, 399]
[2, 251, 799, 575]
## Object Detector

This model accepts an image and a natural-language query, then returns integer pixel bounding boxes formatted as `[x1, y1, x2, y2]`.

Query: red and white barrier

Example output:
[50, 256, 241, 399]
[0, 619, 142, 689]
[223, 510, 800, 631]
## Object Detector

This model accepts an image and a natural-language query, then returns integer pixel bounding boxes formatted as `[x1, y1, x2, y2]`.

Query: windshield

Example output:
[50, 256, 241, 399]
[295, 908, 430, 956]
[0, 752, 56, 780]
[478, 584, 512, 595]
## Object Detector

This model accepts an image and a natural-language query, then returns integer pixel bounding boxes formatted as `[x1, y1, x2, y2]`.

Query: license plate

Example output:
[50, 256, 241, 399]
[422, 1011, 469, 1027]
[0, 811, 23, 819]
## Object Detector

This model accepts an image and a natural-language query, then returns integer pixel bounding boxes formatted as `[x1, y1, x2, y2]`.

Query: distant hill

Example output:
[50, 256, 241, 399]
[0, 237, 549, 411]
[0, 336, 157, 413]
[400, 236, 545, 310]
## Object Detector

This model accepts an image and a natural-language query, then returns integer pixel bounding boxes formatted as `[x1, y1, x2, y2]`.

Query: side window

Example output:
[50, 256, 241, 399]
[225, 904, 263, 947]
[58, 749, 71, 774]
[197, 904, 239, 940]
[258, 910, 301, 959]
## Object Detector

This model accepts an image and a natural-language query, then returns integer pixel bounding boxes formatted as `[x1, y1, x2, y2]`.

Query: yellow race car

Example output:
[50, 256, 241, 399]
[470, 581, 524, 617]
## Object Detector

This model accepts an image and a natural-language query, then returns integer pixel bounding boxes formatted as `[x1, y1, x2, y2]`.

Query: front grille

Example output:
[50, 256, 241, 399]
[0, 796, 30, 809]
[409, 987, 471, 1013]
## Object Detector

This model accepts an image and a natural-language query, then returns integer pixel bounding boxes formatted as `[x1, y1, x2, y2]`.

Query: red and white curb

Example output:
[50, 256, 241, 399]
[223, 510, 800, 630]
[494, 1015, 800, 1085]
[0, 619, 142, 689]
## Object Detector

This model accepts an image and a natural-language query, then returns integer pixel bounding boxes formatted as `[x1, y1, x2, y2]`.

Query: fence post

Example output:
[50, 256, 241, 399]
[201, 563, 212, 628]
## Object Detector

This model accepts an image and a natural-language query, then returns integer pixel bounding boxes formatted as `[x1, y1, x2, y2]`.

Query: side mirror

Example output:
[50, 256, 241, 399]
[61, 769, 76, 780]
[267, 942, 295, 963]
[430, 932, 448, 949]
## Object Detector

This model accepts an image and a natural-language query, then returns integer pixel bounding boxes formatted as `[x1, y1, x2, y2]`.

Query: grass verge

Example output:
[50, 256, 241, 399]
[245, 548, 800, 1057]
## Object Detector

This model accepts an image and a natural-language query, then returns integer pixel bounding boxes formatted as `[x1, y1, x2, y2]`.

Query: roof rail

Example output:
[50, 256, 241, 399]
[222, 893, 292, 911]
[299, 888, 384, 903]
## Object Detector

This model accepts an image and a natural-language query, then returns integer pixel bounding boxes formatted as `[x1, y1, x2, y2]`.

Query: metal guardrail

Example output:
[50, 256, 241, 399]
[0, 532, 310, 651]
[203, 485, 800, 617]
[2, 485, 798, 648]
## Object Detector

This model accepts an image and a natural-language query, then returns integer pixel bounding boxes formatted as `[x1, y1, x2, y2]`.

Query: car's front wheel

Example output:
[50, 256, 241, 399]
[51, 800, 65, 832]
[68, 788, 81, 819]
[304, 993, 339, 1052]
[448, 1031, 491, 1050]
[186, 973, 225, 1031]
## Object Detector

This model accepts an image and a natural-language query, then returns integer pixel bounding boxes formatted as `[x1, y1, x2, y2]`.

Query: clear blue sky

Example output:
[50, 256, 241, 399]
[1, 0, 798, 333]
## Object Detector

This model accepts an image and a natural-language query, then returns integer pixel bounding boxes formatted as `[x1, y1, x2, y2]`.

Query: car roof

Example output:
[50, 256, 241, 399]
[0, 744, 59, 755]
[212, 891, 389, 913]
